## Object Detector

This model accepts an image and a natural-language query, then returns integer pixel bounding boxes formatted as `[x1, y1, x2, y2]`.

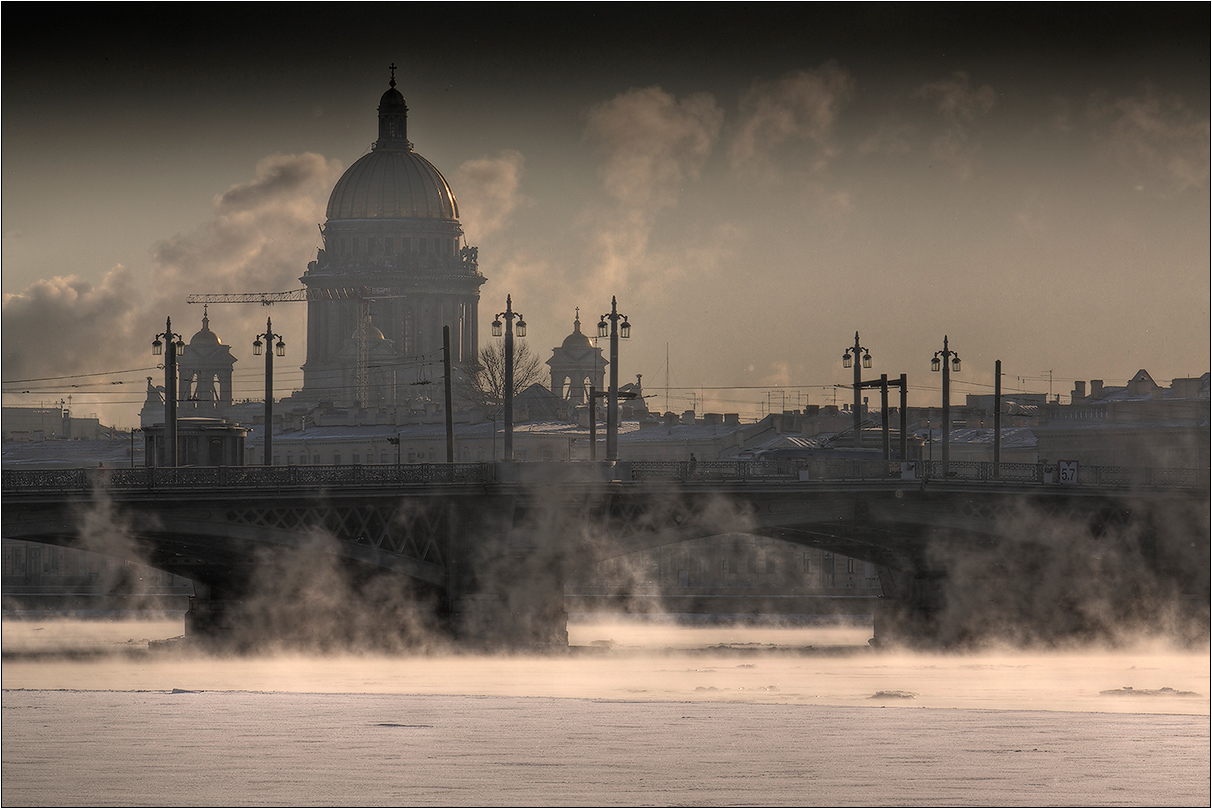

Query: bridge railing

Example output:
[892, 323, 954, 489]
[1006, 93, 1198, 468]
[0, 463, 494, 492]
[628, 460, 794, 482]
[632, 458, 1208, 489]
[3, 460, 1207, 493]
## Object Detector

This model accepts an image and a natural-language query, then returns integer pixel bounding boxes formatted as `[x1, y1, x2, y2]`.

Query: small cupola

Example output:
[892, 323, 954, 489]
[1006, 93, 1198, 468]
[375, 63, 410, 150]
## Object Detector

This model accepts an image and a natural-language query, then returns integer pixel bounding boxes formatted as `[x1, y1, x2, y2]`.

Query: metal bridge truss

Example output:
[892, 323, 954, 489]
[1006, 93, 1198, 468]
[222, 502, 447, 568]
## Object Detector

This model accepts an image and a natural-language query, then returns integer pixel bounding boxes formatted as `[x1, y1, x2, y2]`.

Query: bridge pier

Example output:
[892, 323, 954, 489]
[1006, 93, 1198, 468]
[872, 567, 948, 648]
[183, 585, 247, 648]
[449, 591, 568, 649]
[444, 515, 572, 650]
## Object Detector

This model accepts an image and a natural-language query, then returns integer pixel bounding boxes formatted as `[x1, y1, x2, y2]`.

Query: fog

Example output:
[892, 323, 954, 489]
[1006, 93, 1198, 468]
[4, 616, 1208, 805]
[4, 615, 1207, 716]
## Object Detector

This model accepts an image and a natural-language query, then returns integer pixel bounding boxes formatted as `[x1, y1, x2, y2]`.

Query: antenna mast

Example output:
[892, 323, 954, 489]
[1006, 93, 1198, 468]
[665, 343, 670, 414]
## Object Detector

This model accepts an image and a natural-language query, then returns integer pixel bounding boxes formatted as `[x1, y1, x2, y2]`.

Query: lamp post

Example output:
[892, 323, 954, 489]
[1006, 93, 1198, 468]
[253, 317, 285, 466]
[931, 335, 961, 469]
[841, 332, 872, 448]
[597, 296, 631, 461]
[151, 317, 184, 467]
[492, 295, 526, 461]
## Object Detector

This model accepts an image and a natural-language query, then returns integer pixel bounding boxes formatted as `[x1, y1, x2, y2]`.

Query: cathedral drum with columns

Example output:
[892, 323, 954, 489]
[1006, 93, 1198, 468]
[299, 67, 485, 407]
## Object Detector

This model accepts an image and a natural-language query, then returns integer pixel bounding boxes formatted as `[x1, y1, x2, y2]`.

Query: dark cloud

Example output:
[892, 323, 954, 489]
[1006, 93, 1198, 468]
[1088, 87, 1211, 193]
[730, 63, 855, 178]
[452, 150, 528, 239]
[152, 152, 341, 300]
[585, 87, 722, 211]
[2, 266, 141, 382]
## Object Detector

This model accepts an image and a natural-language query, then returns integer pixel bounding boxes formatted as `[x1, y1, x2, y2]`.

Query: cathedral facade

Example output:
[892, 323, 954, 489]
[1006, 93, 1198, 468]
[298, 68, 485, 407]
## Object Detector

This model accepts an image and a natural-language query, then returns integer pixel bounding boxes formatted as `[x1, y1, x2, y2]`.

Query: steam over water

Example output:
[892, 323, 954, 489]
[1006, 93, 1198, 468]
[3, 616, 1208, 806]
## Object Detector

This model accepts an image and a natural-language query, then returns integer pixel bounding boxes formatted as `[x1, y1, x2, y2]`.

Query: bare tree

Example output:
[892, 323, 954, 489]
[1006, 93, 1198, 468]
[459, 338, 545, 410]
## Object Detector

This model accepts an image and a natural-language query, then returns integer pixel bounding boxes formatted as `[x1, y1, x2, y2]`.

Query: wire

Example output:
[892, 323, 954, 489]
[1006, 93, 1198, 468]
[2, 366, 160, 385]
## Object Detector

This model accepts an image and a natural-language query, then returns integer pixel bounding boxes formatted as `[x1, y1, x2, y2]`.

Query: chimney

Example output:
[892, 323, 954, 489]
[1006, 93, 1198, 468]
[1090, 379, 1103, 398]
[1072, 380, 1086, 401]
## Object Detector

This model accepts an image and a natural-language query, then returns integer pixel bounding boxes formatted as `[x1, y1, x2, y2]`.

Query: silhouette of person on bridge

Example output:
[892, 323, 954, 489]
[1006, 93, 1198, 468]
[687, 453, 697, 479]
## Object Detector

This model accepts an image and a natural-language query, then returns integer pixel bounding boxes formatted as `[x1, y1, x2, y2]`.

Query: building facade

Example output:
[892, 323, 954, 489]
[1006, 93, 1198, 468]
[298, 69, 485, 407]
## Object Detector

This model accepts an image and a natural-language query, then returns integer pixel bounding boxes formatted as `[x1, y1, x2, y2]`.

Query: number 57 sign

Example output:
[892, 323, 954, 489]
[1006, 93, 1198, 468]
[1058, 460, 1079, 485]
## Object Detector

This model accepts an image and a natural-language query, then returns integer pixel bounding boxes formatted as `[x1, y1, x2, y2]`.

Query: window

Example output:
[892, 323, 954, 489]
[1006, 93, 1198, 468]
[540, 447, 554, 461]
[802, 554, 812, 574]
[313, 453, 321, 465]
[380, 453, 388, 464]
[846, 557, 858, 574]
[352, 452, 360, 465]
[333, 452, 342, 465]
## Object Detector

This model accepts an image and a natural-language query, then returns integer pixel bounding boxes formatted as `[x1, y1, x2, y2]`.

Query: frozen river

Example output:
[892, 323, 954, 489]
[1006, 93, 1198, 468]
[3, 616, 1209, 806]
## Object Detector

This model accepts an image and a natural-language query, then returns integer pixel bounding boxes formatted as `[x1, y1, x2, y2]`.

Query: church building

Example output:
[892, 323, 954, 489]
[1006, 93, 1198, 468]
[297, 66, 485, 407]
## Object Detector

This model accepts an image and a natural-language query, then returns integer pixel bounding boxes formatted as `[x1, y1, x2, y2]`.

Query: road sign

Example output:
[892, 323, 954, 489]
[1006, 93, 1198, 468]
[1058, 460, 1079, 485]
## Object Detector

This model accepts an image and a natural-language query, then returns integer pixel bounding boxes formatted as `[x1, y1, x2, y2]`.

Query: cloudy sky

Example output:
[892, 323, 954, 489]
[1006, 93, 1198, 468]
[3, 5, 1208, 428]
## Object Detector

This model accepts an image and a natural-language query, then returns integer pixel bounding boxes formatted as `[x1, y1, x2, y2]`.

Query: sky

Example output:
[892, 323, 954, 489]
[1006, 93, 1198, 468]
[3, 4, 1208, 429]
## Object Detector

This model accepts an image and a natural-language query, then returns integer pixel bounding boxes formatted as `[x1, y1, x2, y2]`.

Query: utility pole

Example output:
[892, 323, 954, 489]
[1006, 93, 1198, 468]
[994, 359, 1002, 475]
[443, 325, 454, 463]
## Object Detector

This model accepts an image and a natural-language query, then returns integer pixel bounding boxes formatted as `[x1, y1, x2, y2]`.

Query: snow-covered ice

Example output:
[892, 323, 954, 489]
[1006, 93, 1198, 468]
[2, 617, 1208, 806]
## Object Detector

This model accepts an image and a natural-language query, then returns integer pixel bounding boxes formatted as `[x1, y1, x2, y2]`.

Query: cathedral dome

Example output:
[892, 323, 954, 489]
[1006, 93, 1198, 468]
[561, 313, 593, 349]
[325, 67, 459, 221]
[189, 310, 222, 346]
[326, 149, 459, 220]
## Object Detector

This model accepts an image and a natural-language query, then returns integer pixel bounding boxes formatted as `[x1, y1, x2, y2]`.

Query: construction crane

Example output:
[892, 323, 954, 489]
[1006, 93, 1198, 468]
[187, 287, 395, 407]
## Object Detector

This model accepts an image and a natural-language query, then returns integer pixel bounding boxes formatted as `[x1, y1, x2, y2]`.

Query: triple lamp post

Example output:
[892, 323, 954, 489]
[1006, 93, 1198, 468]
[492, 295, 526, 461]
[597, 296, 631, 461]
[931, 335, 961, 466]
[150, 318, 185, 467]
[841, 331, 871, 448]
[252, 318, 286, 466]
[490, 295, 631, 463]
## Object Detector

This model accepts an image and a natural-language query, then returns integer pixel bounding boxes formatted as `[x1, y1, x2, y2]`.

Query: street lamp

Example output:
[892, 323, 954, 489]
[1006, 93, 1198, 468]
[597, 296, 631, 461]
[931, 335, 961, 468]
[492, 294, 526, 461]
[841, 331, 872, 448]
[253, 317, 285, 466]
[151, 317, 184, 467]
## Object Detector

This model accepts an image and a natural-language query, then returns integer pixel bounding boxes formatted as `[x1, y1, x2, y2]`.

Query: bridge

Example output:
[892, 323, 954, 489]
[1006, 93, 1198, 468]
[3, 459, 1208, 648]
